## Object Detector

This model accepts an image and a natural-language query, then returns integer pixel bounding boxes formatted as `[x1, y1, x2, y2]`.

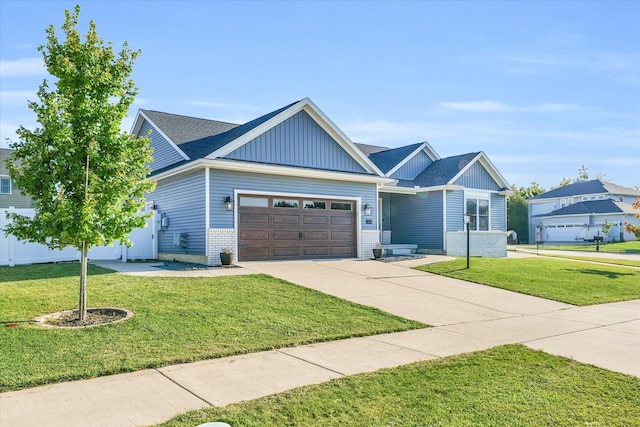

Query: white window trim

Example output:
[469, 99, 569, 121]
[464, 190, 491, 231]
[0, 176, 11, 195]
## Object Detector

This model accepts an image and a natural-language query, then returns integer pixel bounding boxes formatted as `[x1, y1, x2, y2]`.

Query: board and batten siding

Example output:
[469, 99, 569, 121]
[390, 150, 433, 180]
[141, 120, 186, 173]
[224, 111, 368, 174]
[388, 192, 443, 249]
[149, 170, 206, 255]
[209, 169, 378, 231]
[446, 190, 465, 232]
[454, 162, 500, 191]
[491, 193, 507, 231]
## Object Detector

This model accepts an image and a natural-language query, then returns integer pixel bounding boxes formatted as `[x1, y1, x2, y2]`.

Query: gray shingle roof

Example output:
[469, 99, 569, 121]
[531, 179, 640, 199]
[367, 143, 425, 174]
[143, 100, 300, 164]
[141, 110, 239, 146]
[533, 199, 637, 217]
[396, 152, 480, 187]
[177, 101, 299, 160]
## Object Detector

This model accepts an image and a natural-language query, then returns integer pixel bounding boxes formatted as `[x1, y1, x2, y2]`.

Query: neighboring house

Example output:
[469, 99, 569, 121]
[0, 148, 32, 209]
[132, 98, 512, 265]
[528, 179, 640, 243]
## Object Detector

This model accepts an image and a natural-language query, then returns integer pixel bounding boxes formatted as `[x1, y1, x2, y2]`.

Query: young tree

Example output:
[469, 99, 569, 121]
[624, 198, 640, 240]
[577, 165, 589, 181]
[6, 6, 155, 321]
[507, 182, 545, 243]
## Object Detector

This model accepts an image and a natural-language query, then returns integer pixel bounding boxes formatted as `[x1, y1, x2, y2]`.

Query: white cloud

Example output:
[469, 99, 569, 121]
[438, 100, 591, 114]
[0, 58, 46, 77]
[502, 51, 640, 83]
[438, 100, 514, 112]
[596, 157, 640, 168]
[185, 101, 260, 111]
[0, 90, 37, 105]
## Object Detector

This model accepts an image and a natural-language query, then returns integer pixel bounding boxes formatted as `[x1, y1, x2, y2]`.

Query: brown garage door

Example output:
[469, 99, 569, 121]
[238, 194, 357, 261]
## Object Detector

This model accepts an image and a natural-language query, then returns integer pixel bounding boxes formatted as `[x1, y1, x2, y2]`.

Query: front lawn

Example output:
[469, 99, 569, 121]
[0, 263, 424, 391]
[542, 254, 640, 268]
[415, 257, 640, 305]
[534, 240, 640, 254]
[159, 345, 640, 427]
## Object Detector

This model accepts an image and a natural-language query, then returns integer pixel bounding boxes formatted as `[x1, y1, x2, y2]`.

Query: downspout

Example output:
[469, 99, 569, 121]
[442, 189, 447, 252]
[205, 167, 210, 262]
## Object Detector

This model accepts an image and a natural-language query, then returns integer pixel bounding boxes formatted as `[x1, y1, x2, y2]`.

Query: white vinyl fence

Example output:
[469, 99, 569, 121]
[1, 207, 157, 266]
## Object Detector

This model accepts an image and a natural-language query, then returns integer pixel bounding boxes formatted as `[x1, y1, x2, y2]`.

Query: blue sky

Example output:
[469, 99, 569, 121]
[1, 0, 638, 189]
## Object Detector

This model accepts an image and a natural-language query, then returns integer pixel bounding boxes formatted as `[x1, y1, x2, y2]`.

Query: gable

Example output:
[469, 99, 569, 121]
[223, 110, 368, 174]
[390, 149, 434, 180]
[139, 119, 187, 172]
[454, 161, 501, 191]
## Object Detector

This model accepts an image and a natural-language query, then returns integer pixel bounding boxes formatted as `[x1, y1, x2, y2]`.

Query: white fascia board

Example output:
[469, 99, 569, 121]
[152, 158, 395, 185]
[378, 184, 464, 194]
[386, 141, 442, 177]
[205, 98, 385, 176]
[385, 142, 431, 177]
[136, 110, 190, 161]
[422, 141, 441, 161]
[448, 152, 510, 189]
[300, 99, 385, 176]
[206, 99, 307, 160]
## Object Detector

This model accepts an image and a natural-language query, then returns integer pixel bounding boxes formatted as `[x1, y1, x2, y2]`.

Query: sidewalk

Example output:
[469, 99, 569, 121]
[2, 258, 639, 427]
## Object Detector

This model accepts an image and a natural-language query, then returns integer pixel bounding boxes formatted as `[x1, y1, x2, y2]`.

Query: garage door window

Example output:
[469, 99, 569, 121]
[274, 199, 299, 208]
[240, 196, 268, 207]
[304, 201, 326, 209]
[330, 202, 352, 211]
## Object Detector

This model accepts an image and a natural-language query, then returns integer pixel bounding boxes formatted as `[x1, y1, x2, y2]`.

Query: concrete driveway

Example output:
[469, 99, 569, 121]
[240, 257, 640, 377]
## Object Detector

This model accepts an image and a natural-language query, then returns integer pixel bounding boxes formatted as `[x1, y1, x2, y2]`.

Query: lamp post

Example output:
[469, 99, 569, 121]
[464, 215, 471, 269]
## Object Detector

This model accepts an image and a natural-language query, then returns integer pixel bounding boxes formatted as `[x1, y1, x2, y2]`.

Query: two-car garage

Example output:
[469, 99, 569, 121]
[237, 194, 357, 261]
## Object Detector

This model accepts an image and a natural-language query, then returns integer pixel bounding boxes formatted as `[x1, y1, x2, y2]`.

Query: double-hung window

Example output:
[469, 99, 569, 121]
[0, 177, 11, 195]
[465, 193, 489, 231]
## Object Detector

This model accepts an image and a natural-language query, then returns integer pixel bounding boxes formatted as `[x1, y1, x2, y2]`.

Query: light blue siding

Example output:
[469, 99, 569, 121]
[446, 190, 464, 232]
[390, 150, 433, 180]
[209, 169, 378, 230]
[224, 111, 368, 174]
[148, 170, 206, 255]
[455, 162, 500, 191]
[0, 180, 32, 208]
[388, 192, 443, 249]
[141, 120, 185, 172]
[491, 193, 507, 231]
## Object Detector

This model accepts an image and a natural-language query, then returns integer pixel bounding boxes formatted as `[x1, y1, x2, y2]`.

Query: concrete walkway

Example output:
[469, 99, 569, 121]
[2, 257, 639, 427]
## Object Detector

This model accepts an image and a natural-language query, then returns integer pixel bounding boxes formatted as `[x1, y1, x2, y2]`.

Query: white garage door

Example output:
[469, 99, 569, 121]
[546, 224, 584, 242]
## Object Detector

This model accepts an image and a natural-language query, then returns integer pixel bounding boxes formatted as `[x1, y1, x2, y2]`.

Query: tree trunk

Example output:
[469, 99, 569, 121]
[78, 241, 88, 321]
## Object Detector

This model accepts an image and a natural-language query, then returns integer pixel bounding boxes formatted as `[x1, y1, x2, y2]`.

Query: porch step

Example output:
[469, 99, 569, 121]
[382, 244, 418, 255]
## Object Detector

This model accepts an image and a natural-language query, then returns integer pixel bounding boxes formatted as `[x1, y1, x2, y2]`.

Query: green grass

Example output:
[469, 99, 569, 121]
[158, 345, 640, 427]
[415, 257, 640, 305]
[528, 240, 640, 254]
[541, 254, 640, 268]
[0, 263, 424, 392]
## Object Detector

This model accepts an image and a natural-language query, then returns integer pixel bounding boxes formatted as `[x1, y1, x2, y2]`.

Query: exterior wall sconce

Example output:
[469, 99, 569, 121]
[363, 204, 372, 216]
[224, 196, 233, 211]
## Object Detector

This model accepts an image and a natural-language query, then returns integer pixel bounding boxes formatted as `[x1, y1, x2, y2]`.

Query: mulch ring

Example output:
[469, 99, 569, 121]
[154, 261, 238, 270]
[372, 255, 427, 262]
[34, 307, 134, 328]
